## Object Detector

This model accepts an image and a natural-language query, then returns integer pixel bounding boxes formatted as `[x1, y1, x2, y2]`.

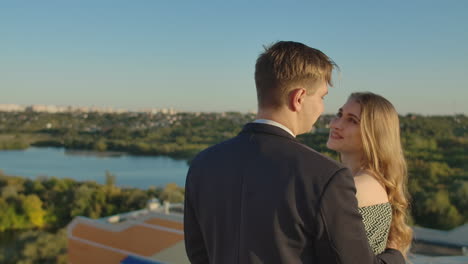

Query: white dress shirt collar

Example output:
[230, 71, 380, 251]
[253, 119, 296, 138]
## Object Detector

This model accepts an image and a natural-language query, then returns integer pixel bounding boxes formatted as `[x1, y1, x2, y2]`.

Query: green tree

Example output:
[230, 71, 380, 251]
[0, 198, 17, 231]
[21, 195, 46, 228]
[450, 180, 468, 219]
[94, 139, 107, 152]
[160, 183, 184, 203]
[105, 170, 116, 187]
[70, 185, 93, 218]
[422, 190, 463, 229]
[7, 229, 68, 264]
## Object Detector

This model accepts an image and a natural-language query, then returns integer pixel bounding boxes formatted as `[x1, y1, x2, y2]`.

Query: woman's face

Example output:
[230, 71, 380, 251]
[326, 99, 363, 154]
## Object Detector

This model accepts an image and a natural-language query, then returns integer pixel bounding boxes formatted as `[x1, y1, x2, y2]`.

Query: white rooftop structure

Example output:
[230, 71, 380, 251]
[413, 224, 468, 248]
[409, 254, 468, 264]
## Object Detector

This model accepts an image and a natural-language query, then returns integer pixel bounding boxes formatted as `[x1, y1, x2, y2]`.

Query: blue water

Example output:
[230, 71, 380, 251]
[0, 147, 189, 189]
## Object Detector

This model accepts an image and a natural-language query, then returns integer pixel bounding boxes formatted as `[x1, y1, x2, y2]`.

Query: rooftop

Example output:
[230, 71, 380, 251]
[413, 224, 468, 248]
[409, 254, 468, 264]
[67, 202, 188, 264]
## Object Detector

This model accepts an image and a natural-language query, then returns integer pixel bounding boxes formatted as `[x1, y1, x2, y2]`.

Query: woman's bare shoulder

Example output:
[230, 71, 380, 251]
[354, 171, 389, 208]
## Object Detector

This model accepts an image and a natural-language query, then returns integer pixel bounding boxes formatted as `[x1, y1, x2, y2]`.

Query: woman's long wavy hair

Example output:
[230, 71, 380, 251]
[349, 92, 412, 257]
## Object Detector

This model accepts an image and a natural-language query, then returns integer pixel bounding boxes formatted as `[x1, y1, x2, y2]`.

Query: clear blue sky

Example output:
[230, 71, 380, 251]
[1, 0, 467, 114]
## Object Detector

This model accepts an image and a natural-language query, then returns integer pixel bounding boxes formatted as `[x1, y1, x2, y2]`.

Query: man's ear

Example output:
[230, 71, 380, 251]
[288, 88, 307, 112]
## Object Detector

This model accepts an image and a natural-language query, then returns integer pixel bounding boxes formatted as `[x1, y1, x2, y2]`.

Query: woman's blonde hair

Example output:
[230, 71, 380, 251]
[349, 92, 413, 257]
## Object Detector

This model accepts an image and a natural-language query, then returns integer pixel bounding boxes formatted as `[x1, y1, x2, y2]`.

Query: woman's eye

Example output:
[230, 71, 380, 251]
[348, 118, 358, 124]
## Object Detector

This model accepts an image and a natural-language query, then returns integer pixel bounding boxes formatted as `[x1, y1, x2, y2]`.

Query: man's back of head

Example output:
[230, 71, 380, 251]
[254, 41, 337, 136]
[255, 41, 336, 110]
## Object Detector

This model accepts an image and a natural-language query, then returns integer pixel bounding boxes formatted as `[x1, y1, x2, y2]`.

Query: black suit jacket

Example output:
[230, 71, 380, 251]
[184, 123, 404, 264]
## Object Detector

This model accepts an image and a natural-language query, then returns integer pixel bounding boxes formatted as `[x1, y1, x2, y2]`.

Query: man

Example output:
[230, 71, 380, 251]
[184, 41, 405, 263]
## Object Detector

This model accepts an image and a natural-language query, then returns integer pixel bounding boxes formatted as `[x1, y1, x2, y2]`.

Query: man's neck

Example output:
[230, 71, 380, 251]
[256, 108, 298, 136]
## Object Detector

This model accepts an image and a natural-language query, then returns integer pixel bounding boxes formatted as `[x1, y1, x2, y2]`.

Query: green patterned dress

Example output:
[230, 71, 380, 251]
[358, 202, 392, 254]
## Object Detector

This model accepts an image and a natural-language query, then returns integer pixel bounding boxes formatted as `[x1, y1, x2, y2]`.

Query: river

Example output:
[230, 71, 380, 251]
[0, 147, 189, 189]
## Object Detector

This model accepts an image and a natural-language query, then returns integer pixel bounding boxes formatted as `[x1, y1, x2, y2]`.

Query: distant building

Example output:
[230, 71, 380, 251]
[0, 104, 25, 112]
[67, 201, 188, 264]
[411, 224, 468, 257]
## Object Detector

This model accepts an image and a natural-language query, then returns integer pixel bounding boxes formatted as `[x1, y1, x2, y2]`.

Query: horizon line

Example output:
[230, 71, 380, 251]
[0, 103, 466, 117]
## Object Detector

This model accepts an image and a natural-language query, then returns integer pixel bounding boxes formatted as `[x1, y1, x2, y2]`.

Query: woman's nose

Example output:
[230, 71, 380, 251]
[330, 118, 342, 130]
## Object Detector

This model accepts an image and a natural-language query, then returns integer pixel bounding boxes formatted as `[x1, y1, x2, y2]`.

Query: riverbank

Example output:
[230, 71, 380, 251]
[0, 132, 207, 161]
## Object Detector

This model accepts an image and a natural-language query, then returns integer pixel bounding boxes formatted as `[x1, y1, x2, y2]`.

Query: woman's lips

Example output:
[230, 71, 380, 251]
[330, 131, 343, 140]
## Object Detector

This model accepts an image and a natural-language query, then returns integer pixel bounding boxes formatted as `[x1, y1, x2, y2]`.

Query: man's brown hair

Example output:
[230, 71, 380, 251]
[255, 41, 337, 109]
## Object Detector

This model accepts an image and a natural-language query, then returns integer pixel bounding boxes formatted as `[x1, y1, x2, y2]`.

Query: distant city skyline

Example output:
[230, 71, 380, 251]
[2, 103, 464, 117]
[0, 103, 180, 115]
[1, 1, 467, 114]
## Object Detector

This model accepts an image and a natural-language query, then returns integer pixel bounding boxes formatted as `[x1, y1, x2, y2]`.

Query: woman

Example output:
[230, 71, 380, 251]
[326, 92, 412, 257]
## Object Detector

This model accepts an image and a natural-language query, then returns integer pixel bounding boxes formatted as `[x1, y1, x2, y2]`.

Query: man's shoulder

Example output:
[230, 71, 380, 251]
[190, 136, 240, 164]
[289, 139, 345, 171]
[190, 130, 345, 176]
